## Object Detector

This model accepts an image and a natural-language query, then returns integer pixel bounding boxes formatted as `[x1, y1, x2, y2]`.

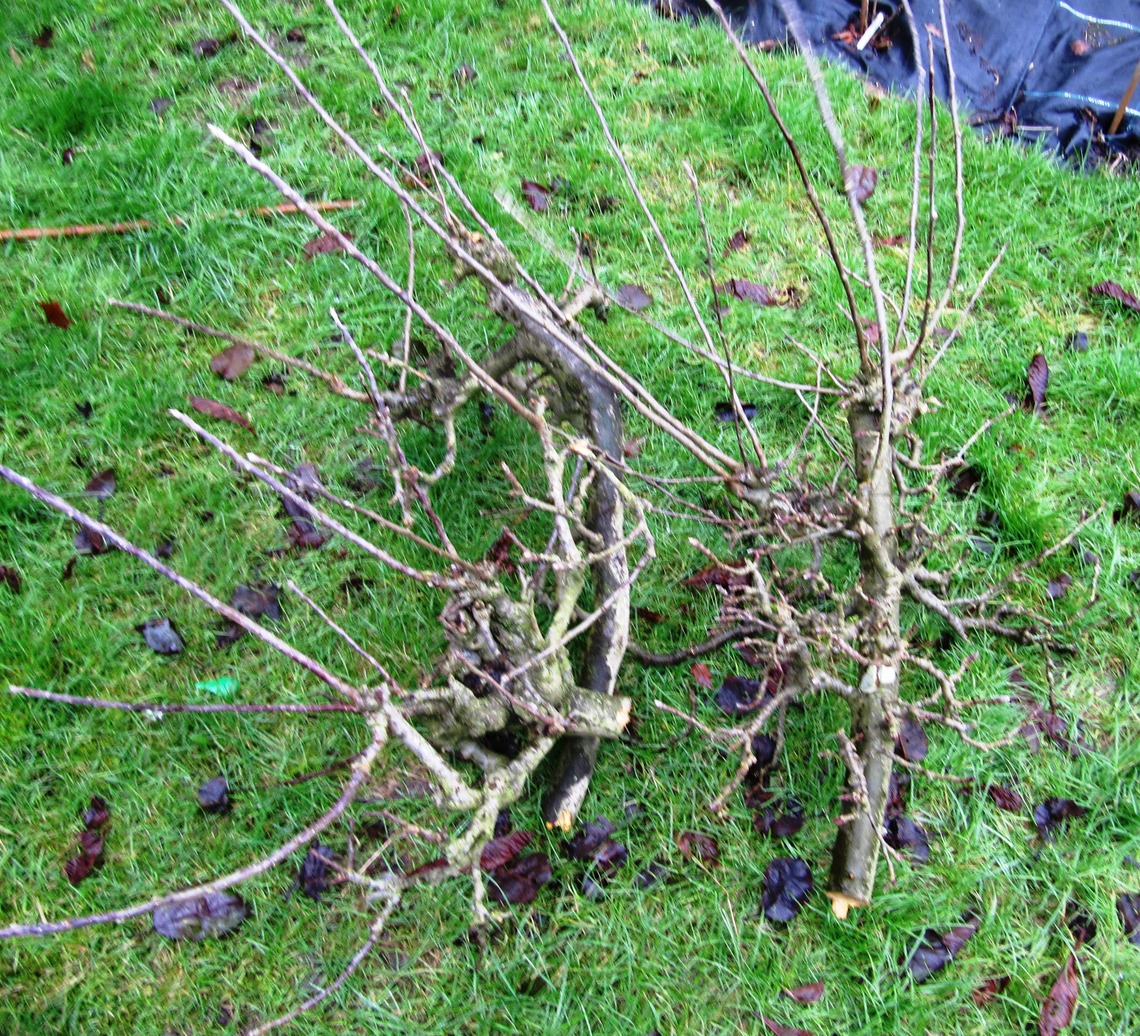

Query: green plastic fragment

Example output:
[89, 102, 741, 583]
[194, 677, 238, 698]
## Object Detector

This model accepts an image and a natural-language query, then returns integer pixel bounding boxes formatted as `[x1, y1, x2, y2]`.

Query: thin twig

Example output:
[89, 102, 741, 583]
[0, 200, 358, 243]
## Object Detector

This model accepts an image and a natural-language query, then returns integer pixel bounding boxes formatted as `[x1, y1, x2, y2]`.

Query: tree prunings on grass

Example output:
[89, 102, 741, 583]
[0, 0, 1106, 1027]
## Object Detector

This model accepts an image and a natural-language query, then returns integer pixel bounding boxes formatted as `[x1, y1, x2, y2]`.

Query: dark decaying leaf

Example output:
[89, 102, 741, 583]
[138, 617, 185, 655]
[485, 530, 517, 574]
[761, 857, 814, 923]
[714, 401, 759, 422]
[691, 662, 714, 689]
[616, 284, 653, 311]
[198, 776, 231, 814]
[987, 783, 1024, 812]
[1025, 353, 1049, 414]
[844, 164, 878, 203]
[1033, 798, 1087, 840]
[1116, 893, 1140, 946]
[970, 975, 1009, 1006]
[82, 796, 110, 829]
[217, 581, 281, 646]
[187, 395, 253, 432]
[286, 519, 329, 551]
[153, 891, 249, 940]
[1090, 280, 1140, 313]
[884, 815, 930, 864]
[40, 300, 72, 329]
[893, 715, 928, 762]
[65, 799, 110, 884]
[714, 279, 795, 307]
[948, 464, 983, 497]
[753, 799, 805, 839]
[193, 37, 223, 59]
[210, 343, 256, 381]
[1039, 952, 1079, 1036]
[231, 581, 280, 621]
[521, 180, 552, 213]
[297, 845, 336, 901]
[65, 834, 104, 884]
[781, 981, 824, 1004]
[677, 831, 720, 867]
[681, 559, 751, 590]
[714, 674, 768, 717]
[1047, 573, 1073, 600]
[1066, 903, 1096, 945]
[1114, 490, 1140, 524]
[722, 228, 750, 256]
[0, 566, 21, 594]
[567, 817, 616, 861]
[759, 1018, 814, 1036]
[480, 831, 533, 871]
[487, 852, 552, 905]
[414, 150, 444, 179]
[303, 230, 353, 258]
[906, 916, 979, 982]
[282, 462, 323, 518]
[84, 468, 116, 500]
[74, 522, 111, 555]
[635, 861, 668, 889]
[33, 25, 54, 48]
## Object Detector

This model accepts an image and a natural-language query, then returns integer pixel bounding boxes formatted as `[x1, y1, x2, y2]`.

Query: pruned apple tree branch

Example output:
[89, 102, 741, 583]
[0, 0, 1104, 1028]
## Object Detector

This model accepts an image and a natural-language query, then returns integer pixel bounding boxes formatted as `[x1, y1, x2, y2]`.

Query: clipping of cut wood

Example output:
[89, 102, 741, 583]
[826, 890, 866, 920]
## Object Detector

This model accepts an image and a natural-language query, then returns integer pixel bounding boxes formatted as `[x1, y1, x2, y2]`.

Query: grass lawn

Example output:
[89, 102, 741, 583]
[2, 0, 1140, 1033]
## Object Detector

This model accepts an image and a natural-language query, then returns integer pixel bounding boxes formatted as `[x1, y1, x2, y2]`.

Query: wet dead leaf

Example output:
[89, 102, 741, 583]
[187, 395, 253, 432]
[39, 301, 72, 329]
[210, 343, 255, 380]
[153, 892, 248, 940]
[1039, 953, 1078, 1035]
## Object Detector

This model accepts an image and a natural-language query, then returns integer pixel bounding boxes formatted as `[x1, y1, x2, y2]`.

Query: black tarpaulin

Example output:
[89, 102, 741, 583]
[648, 1, 1140, 165]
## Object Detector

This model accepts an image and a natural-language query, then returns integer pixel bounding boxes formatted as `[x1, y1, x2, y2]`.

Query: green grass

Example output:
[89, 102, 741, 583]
[2, 0, 1140, 1033]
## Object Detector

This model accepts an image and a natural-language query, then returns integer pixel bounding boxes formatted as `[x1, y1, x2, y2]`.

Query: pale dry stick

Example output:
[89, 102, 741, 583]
[1108, 54, 1140, 135]
[492, 187, 845, 399]
[169, 409, 460, 592]
[541, 0, 767, 472]
[244, 893, 401, 1036]
[204, 125, 544, 433]
[331, 308, 460, 552]
[708, 681, 815, 812]
[398, 201, 415, 393]
[924, 0, 967, 341]
[0, 729, 385, 938]
[107, 298, 370, 403]
[911, 33, 940, 359]
[891, 0, 927, 354]
[0, 199, 358, 243]
[7, 686, 357, 715]
[776, 0, 894, 475]
[0, 465, 362, 705]
[247, 453, 469, 569]
[919, 244, 1008, 379]
[785, 335, 850, 391]
[218, 0, 728, 475]
[943, 506, 1106, 610]
[892, 755, 976, 783]
[324, 0, 616, 352]
[330, 306, 415, 526]
[285, 581, 391, 680]
[702, 0, 869, 367]
[684, 160, 766, 468]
